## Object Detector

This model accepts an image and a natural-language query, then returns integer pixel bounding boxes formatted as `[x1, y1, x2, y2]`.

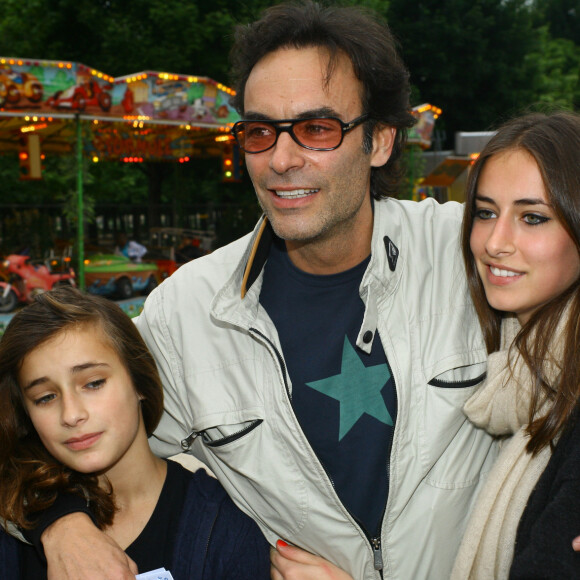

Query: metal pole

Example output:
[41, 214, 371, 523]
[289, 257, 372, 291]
[76, 114, 85, 290]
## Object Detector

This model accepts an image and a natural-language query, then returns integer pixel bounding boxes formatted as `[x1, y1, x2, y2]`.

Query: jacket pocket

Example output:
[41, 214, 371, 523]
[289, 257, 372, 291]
[428, 371, 486, 389]
[201, 418, 263, 447]
[190, 408, 308, 539]
[422, 362, 496, 488]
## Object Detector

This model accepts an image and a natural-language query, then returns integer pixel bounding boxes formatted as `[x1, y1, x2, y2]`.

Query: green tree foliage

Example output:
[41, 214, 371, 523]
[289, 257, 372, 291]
[387, 0, 542, 141]
[528, 27, 580, 108]
[532, 0, 580, 43]
[531, 0, 580, 108]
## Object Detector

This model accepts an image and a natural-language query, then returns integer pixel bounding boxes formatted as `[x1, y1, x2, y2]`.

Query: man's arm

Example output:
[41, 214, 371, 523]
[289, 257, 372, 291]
[41, 513, 138, 580]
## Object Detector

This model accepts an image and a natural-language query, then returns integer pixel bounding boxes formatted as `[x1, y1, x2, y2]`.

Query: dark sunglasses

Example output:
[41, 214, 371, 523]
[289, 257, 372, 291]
[231, 114, 369, 154]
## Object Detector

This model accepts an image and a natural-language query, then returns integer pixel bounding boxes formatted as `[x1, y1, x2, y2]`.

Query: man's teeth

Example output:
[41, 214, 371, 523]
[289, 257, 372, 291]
[490, 266, 521, 277]
[275, 189, 318, 199]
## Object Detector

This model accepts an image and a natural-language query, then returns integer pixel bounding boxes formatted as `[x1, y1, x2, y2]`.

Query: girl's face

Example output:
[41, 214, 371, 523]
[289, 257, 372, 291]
[470, 148, 580, 325]
[19, 325, 148, 478]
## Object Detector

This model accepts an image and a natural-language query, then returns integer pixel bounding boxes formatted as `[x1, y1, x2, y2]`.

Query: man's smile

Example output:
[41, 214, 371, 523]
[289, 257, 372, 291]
[273, 188, 319, 199]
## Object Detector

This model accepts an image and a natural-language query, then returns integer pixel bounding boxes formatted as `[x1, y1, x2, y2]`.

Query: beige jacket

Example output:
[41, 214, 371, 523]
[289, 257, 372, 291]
[139, 197, 499, 579]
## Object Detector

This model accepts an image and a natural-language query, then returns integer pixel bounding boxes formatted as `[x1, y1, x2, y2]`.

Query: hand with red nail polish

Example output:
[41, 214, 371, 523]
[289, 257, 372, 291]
[270, 540, 354, 580]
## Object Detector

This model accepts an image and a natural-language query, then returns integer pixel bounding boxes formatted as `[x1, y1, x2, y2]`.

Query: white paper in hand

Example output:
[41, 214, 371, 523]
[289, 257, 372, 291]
[135, 568, 175, 580]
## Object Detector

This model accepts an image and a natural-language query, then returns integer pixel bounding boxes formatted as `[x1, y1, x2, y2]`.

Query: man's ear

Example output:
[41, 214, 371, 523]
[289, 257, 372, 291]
[370, 125, 396, 168]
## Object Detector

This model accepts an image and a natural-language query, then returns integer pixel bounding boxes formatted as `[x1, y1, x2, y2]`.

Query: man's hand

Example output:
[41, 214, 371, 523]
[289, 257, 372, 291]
[270, 540, 354, 580]
[42, 512, 138, 580]
[573, 536, 580, 551]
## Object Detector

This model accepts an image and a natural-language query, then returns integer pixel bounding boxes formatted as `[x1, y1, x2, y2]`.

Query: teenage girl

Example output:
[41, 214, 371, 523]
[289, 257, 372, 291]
[451, 110, 580, 578]
[0, 286, 269, 579]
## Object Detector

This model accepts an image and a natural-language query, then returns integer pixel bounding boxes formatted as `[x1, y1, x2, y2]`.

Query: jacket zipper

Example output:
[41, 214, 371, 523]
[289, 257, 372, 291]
[250, 326, 386, 577]
[250, 327, 291, 399]
[180, 420, 263, 450]
[181, 430, 198, 451]
[428, 372, 486, 389]
[201, 506, 220, 578]
[371, 537, 383, 572]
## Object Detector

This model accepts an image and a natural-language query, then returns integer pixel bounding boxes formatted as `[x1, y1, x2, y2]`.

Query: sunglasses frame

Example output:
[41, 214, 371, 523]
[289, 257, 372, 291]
[231, 114, 369, 154]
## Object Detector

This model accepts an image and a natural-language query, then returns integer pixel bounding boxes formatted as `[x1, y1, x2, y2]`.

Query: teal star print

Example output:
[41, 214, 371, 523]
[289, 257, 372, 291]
[306, 337, 393, 441]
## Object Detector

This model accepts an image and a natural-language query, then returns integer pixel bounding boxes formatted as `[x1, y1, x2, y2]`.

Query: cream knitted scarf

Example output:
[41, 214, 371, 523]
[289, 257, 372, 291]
[450, 314, 563, 580]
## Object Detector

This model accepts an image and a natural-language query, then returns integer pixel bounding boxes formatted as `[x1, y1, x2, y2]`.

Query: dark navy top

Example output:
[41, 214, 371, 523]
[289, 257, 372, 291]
[261, 236, 396, 536]
[2, 460, 270, 579]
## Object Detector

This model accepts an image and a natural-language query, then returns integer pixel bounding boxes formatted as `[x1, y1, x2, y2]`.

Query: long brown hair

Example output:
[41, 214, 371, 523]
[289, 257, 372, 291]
[461, 110, 580, 454]
[0, 286, 164, 529]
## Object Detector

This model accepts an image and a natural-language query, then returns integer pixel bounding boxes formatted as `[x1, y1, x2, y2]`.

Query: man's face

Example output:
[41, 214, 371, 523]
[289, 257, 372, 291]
[243, 46, 392, 261]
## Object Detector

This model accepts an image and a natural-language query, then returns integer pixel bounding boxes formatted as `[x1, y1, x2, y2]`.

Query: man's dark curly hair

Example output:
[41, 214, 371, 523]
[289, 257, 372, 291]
[230, 0, 416, 199]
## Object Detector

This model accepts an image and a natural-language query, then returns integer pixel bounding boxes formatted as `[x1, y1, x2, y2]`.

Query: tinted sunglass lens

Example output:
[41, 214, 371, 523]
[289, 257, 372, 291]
[293, 118, 342, 149]
[239, 122, 276, 152]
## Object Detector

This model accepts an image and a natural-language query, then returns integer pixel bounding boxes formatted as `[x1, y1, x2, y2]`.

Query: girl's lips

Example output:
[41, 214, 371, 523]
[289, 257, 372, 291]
[486, 264, 524, 285]
[64, 432, 102, 451]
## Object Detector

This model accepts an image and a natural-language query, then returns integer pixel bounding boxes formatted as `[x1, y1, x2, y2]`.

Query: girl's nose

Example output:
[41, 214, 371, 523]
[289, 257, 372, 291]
[60, 393, 88, 427]
[485, 217, 516, 257]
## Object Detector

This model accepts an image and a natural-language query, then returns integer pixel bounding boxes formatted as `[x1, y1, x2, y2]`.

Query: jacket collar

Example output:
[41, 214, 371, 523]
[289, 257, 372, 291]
[241, 217, 274, 298]
[240, 199, 404, 300]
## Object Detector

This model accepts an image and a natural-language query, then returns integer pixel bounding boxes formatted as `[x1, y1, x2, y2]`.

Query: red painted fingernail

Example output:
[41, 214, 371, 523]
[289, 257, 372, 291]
[277, 539, 289, 549]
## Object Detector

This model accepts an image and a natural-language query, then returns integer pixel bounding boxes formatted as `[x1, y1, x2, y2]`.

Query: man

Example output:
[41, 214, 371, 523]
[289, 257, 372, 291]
[35, 2, 497, 579]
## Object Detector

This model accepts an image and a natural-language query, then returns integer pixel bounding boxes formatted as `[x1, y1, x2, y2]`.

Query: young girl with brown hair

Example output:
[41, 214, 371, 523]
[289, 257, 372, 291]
[452, 110, 580, 578]
[0, 286, 269, 579]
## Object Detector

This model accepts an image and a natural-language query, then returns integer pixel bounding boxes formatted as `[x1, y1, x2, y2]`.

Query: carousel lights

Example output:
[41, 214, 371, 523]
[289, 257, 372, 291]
[21, 123, 47, 133]
[23, 116, 52, 123]
[158, 73, 180, 81]
[414, 104, 443, 120]
[122, 157, 144, 163]
[90, 68, 114, 83]
[92, 156, 99, 163]
[126, 74, 148, 83]
[178, 156, 190, 163]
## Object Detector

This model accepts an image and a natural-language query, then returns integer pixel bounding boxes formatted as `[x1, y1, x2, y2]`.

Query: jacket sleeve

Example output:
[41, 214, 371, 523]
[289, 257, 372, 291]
[211, 496, 271, 579]
[509, 422, 580, 579]
[0, 528, 20, 576]
[134, 286, 190, 458]
[20, 495, 97, 558]
[170, 470, 271, 580]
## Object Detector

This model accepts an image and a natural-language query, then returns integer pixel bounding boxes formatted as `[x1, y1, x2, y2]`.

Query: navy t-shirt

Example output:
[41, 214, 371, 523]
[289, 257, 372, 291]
[19, 460, 189, 579]
[260, 237, 396, 536]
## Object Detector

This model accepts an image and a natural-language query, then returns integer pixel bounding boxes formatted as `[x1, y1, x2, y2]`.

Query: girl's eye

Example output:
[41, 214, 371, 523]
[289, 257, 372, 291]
[34, 393, 56, 406]
[523, 213, 549, 226]
[474, 208, 496, 220]
[86, 378, 106, 390]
